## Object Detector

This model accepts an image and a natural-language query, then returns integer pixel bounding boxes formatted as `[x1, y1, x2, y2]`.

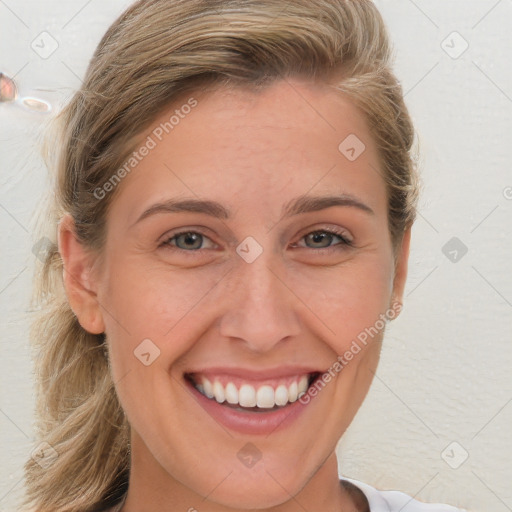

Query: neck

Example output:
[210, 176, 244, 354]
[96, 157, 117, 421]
[119, 431, 358, 512]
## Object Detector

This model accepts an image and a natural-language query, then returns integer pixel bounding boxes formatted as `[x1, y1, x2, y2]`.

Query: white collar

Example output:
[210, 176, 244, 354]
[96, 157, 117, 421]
[340, 476, 392, 511]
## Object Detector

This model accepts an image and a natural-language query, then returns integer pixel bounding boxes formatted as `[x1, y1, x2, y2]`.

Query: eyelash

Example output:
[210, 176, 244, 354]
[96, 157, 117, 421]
[160, 227, 354, 255]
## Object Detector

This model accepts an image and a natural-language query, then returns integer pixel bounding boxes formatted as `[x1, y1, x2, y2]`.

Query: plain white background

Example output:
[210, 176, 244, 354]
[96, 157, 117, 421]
[1, 1, 511, 511]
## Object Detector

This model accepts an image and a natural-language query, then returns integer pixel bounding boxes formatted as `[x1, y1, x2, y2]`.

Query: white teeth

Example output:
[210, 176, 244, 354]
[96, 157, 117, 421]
[274, 385, 289, 406]
[256, 385, 275, 408]
[195, 374, 312, 409]
[288, 381, 298, 402]
[238, 384, 257, 407]
[297, 375, 309, 399]
[225, 382, 238, 404]
[213, 381, 225, 403]
[203, 378, 214, 399]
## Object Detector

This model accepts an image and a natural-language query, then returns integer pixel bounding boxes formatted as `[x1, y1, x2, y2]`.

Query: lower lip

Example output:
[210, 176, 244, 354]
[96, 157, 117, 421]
[185, 378, 314, 435]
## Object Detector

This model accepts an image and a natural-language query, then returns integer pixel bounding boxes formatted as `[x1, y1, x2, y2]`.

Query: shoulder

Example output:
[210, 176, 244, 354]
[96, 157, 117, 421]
[341, 476, 468, 512]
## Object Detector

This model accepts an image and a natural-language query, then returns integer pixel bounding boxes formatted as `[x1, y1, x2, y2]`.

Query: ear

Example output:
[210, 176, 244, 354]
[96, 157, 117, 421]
[57, 214, 105, 334]
[390, 225, 412, 315]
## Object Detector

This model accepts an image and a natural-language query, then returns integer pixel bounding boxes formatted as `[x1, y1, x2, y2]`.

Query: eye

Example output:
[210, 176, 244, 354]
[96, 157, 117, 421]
[160, 231, 216, 251]
[294, 228, 354, 251]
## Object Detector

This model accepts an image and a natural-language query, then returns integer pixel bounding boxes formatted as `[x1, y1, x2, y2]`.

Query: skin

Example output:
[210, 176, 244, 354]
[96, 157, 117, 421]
[58, 78, 411, 512]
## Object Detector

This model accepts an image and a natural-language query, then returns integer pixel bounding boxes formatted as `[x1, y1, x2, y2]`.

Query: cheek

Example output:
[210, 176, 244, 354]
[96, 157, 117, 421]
[99, 256, 223, 367]
[290, 255, 394, 353]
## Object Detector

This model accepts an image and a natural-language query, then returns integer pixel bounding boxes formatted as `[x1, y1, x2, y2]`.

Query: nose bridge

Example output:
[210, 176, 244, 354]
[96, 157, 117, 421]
[219, 247, 301, 352]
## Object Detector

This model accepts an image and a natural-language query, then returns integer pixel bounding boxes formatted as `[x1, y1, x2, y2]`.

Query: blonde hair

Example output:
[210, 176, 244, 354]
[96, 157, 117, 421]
[21, 1, 419, 510]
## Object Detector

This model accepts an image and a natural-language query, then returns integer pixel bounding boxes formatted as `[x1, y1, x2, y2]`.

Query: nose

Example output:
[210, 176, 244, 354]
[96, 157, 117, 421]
[219, 251, 302, 353]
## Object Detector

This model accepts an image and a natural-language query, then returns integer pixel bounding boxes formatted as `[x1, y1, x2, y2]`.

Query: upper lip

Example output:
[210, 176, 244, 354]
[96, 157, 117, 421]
[184, 366, 321, 381]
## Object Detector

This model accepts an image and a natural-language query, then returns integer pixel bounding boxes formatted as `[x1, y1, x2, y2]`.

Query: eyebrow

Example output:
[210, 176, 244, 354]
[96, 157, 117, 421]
[132, 193, 374, 226]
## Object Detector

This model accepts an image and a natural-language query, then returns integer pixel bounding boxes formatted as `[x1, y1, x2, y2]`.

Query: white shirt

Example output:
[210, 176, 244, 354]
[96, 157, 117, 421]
[341, 476, 468, 511]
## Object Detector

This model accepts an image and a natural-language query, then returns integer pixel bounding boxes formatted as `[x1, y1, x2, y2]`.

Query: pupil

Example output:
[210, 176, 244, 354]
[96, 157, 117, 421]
[181, 232, 201, 249]
[310, 232, 329, 247]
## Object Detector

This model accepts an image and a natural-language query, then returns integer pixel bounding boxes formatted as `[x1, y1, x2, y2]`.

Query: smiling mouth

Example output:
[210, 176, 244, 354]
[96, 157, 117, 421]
[185, 372, 321, 412]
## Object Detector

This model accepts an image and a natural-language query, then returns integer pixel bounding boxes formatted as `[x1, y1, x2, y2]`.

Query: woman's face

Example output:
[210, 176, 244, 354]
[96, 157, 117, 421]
[63, 78, 410, 509]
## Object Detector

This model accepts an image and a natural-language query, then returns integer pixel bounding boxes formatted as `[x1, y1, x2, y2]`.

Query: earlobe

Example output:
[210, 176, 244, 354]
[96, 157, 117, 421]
[57, 214, 105, 334]
[391, 225, 412, 315]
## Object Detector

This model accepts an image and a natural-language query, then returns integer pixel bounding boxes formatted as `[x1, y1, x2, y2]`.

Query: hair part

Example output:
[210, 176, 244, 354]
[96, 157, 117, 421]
[22, 1, 419, 510]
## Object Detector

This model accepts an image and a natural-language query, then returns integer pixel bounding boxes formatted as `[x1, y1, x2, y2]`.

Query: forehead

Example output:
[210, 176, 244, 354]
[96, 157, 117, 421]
[182, 78, 370, 144]
[109, 78, 387, 225]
